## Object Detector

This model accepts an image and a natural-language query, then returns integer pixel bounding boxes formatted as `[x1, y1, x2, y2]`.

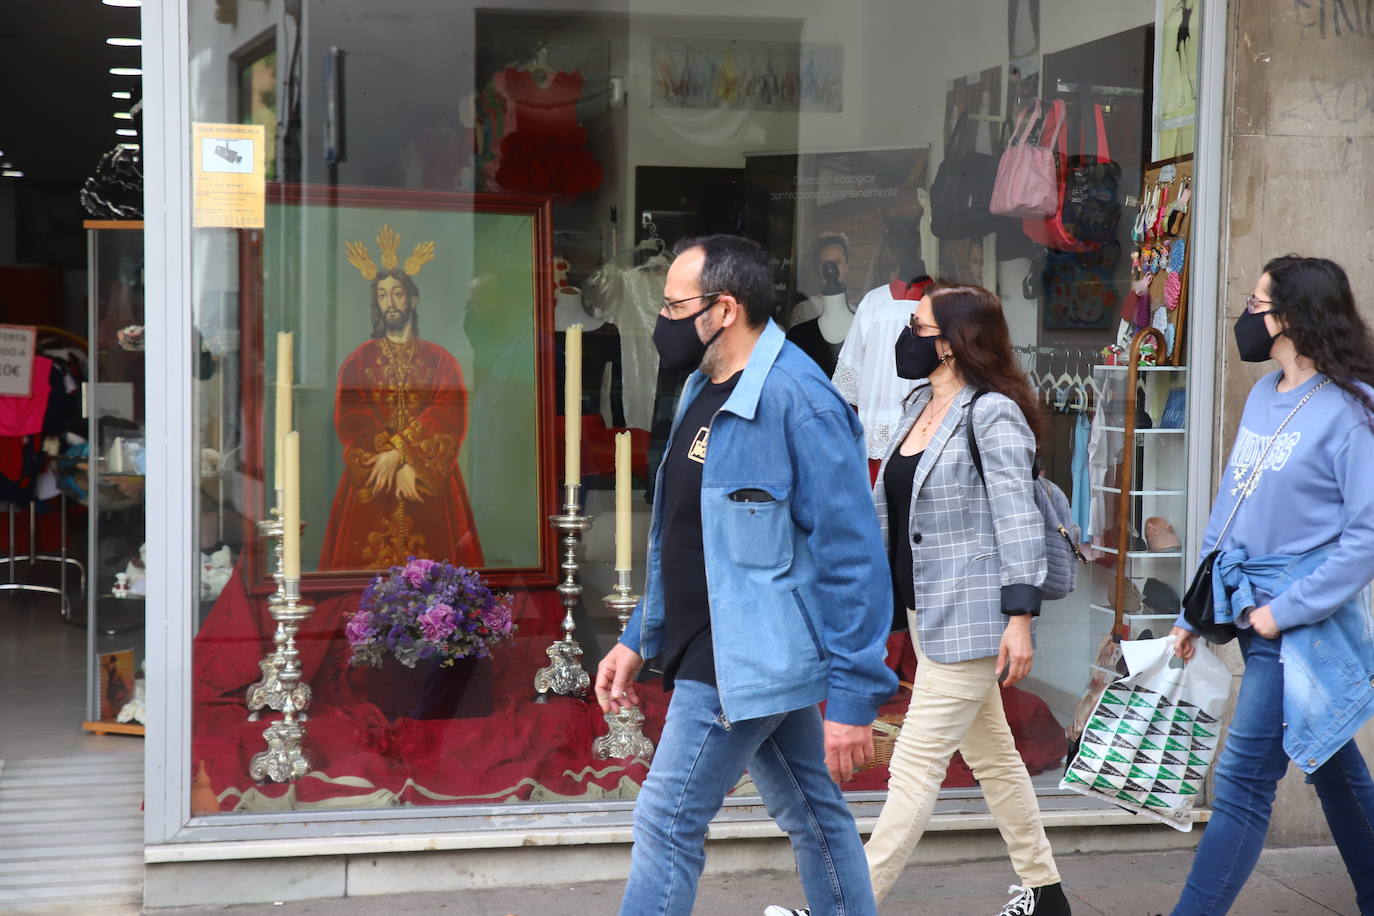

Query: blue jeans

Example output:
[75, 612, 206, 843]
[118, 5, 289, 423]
[620, 680, 876, 916]
[1172, 631, 1374, 915]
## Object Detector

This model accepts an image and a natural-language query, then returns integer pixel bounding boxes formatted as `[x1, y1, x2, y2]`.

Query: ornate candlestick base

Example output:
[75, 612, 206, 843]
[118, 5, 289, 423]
[535, 484, 594, 699]
[246, 499, 311, 721]
[592, 569, 654, 762]
[250, 579, 315, 783]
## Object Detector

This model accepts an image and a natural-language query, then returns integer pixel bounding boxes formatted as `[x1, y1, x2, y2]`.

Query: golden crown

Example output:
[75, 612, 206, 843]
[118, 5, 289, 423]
[344, 224, 436, 281]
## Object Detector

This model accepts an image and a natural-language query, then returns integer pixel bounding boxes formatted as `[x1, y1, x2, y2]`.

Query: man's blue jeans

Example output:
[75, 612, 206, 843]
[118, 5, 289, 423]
[1172, 631, 1374, 915]
[620, 680, 876, 916]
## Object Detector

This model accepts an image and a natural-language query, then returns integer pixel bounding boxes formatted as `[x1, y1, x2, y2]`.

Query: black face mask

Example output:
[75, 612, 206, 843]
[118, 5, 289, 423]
[1234, 309, 1278, 363]
[894, 326, 945, 380]
[653, 299, 722, 373]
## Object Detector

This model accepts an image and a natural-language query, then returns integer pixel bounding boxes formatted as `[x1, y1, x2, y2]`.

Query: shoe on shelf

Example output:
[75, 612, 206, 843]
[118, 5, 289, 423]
[763, 907, 808, 916]
[1144, 516, 1182, 552]
[998, 882, 1072, 916]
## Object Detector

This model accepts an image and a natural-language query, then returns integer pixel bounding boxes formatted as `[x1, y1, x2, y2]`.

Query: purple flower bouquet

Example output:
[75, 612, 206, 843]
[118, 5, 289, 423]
[345, 557, 517, 669]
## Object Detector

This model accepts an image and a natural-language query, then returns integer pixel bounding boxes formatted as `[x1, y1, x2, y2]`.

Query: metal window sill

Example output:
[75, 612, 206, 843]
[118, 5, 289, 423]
[145, 806, 1210, 864]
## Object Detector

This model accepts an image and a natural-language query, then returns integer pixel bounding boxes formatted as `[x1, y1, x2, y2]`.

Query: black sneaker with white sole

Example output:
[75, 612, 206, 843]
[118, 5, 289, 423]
[998, 882, 1072, 916]
[762, 906, 808, 916]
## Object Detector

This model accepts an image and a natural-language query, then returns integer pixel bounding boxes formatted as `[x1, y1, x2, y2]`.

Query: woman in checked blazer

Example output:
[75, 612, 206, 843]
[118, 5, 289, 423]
[867, 286, 1070, 916]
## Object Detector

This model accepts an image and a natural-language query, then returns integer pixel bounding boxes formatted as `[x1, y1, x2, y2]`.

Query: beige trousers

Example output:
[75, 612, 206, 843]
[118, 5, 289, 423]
[865, 620, 1061, 901]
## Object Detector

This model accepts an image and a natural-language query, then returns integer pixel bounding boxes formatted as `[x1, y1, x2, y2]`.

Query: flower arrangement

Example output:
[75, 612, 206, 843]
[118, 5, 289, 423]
[345, 557, 516, 668]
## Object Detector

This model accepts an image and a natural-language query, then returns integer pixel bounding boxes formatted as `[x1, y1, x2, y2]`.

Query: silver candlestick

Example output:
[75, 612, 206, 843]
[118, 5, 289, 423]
[246, 491, 310, 721]
[592, 569, 654, 762]
[535, 483, 594, 698]
[250, 577, 314, 783]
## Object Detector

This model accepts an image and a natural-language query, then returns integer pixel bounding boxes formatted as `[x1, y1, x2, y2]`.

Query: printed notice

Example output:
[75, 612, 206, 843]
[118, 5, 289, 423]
[0, 324, 37, 398]
[192, 122, 266, 228]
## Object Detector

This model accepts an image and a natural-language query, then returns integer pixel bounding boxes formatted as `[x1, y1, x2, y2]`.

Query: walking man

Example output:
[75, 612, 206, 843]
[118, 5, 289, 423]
[597, 234, 897, 916]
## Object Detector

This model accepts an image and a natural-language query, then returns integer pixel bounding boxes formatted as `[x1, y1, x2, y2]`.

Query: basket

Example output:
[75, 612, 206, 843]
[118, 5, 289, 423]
[858, 681, 913, 773]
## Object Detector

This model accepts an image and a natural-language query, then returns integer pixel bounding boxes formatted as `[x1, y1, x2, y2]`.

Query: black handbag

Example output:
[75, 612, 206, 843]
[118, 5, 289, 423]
[1180, 380, 1330, 643]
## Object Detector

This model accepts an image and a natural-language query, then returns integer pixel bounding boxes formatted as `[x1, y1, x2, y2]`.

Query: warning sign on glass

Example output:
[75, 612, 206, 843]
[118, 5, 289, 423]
[0, 324, 37, 398]
[192, 122, 266, 228]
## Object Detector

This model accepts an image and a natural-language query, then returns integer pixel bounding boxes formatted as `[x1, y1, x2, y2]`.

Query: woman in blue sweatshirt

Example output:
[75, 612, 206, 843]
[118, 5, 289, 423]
[1170, 256, 1374, 915]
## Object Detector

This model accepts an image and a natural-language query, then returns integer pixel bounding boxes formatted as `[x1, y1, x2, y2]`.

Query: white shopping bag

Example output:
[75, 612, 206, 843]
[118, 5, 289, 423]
[1059, 635, 1232, 831]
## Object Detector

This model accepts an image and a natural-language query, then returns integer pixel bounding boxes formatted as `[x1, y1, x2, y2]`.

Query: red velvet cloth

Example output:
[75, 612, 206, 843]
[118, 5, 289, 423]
[193, 572, 1064, 812]
[193, 564, 668, 811]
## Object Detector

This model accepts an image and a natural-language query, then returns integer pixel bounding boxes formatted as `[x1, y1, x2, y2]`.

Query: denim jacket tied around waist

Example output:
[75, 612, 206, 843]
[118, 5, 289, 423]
[1209, 543, 1374, 773]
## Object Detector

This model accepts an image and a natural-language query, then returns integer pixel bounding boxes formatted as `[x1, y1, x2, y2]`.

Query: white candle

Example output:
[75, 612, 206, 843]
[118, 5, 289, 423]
[282, 431, 301, 581]
[564, 324, 582, 487]
[274, 331, 293, 492]
[614, 431, 632, 572]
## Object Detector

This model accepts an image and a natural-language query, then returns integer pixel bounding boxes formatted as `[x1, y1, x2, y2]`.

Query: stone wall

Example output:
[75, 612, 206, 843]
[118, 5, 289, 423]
[1218, 0, 1374, 847]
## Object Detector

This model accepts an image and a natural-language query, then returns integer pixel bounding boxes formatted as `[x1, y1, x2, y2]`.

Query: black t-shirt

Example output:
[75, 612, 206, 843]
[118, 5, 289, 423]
[884, 449, 923, 619]
[657, 370, 742, 690]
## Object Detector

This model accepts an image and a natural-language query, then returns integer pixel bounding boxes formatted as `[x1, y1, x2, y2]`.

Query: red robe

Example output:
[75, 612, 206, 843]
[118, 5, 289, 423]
[318, 337, 484, 571]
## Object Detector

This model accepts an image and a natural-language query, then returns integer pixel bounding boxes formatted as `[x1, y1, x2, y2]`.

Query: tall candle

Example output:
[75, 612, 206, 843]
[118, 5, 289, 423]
[564, 323, 583, 488]
[282, 431, 301, 581]
[614, 431, 632, 572]
[274, 331, 294, 492]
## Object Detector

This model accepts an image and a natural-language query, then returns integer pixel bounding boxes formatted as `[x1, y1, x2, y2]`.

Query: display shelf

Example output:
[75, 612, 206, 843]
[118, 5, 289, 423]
[1092, 545, 1185, 559]
[1094, 365, 1188, 373]
[1092, 486, 1186, 497]
[1099, 426, 1186, 435]
[81, 720, 146, 737]
[1089, 604, 1180, 624]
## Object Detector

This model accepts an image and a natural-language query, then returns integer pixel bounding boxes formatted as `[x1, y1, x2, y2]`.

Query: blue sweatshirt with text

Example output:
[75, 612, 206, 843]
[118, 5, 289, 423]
[1190, 371, 1374, 630]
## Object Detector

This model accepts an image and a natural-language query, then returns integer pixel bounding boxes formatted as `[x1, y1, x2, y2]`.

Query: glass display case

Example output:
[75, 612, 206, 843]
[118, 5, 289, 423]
[84, 221, 147, 736]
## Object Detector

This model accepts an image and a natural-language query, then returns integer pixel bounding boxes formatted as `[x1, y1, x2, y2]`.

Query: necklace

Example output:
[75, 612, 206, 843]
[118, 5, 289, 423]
[919, 391, 959, 435]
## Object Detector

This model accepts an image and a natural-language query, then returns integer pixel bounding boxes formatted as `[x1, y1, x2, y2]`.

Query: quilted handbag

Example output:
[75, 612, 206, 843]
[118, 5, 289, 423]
[967, 392, 1087, 601]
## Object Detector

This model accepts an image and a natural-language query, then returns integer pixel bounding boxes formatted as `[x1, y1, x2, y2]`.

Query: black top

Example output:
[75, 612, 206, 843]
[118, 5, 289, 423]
[657, 370, 742, 690]
[884, 449, 924, 618]
[786, 317, 841, 378]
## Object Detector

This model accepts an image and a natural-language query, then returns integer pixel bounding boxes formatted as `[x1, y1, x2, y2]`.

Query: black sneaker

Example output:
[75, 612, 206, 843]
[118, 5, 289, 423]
[998, 882, 1072, 916]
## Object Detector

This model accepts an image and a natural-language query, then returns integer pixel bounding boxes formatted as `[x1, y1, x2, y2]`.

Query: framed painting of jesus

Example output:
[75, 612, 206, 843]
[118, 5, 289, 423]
[241, 185, 557, 590]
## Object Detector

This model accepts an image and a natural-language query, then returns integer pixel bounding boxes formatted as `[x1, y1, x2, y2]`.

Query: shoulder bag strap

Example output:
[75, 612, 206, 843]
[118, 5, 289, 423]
[1211, 379, 1331, 549]
[967, 389, 1039, 484]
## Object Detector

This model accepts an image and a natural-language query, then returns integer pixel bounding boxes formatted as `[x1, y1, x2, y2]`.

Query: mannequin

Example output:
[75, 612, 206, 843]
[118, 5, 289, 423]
[787, 231, 856, 377]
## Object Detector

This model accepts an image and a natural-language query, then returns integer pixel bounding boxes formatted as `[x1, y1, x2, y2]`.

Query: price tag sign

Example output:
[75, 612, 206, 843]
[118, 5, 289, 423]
[0, 324, 37, 397]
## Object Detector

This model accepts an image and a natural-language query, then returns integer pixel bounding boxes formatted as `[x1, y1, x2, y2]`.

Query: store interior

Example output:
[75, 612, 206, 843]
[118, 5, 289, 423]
[1, 0, 1202, 868]
[0, 1, 149, 910]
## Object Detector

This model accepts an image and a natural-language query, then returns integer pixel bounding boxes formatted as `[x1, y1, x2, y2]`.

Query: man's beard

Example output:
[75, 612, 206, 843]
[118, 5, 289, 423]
[383, 306, 413, 333]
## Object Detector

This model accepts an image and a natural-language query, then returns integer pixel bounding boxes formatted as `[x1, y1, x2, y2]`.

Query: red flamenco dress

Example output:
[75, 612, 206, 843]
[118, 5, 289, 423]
[482, 68, 602, 200]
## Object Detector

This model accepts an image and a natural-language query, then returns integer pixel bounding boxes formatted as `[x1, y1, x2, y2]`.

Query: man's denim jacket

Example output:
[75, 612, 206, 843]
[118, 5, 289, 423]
[620, 320, 897, 726]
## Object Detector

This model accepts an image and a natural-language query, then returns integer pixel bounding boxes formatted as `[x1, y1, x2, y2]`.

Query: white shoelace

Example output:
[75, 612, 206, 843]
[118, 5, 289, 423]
[998, 883, 1037, 916]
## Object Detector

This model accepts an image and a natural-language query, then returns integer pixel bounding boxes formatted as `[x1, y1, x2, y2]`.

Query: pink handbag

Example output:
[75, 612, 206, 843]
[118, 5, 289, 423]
[989, 101, 1061, 218]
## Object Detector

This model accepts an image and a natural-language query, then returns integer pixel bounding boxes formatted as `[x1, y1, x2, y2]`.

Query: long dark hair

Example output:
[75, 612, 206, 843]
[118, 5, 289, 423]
[1263, 255, 1374, 423]
[369, 268, 421, 339]
[931, 285, 1045, 451]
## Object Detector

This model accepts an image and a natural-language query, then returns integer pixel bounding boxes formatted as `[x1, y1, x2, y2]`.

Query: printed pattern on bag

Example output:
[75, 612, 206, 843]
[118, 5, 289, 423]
[1061, 679, 1219, 827]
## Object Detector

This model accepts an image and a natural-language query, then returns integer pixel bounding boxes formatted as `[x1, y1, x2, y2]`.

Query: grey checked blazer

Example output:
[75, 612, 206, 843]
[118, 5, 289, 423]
[874, 384, 1047, 664]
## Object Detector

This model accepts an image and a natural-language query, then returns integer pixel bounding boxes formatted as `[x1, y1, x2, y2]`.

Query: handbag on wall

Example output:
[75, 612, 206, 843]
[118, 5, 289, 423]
[1022, 96, 1121, 253]
[930, 113, 1001, 241]
[1181, 379, 1332, 643]
[989, 101, 1061, 219]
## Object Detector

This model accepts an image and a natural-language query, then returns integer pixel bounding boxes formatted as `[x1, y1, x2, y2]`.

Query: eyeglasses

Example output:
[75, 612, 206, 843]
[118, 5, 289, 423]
[660, 291, 722, 315]
[908, 314, 941, 337]
[1245, 295, 1274, 315]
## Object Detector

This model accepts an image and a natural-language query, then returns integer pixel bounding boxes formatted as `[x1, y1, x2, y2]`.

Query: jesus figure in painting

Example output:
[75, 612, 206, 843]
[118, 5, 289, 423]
[317, 225, 484, 571]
